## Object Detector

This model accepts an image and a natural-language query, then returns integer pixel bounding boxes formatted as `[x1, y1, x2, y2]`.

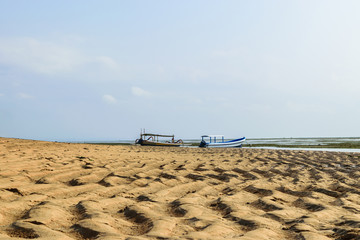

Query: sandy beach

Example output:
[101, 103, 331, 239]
[1, 137, 360, 239]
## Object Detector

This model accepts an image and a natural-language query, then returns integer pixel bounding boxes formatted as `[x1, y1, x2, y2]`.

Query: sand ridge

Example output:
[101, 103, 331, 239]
[1, 137, 360, 239]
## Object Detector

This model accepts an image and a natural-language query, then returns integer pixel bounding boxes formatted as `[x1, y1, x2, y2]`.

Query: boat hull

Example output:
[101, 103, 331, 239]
[137, 139, 182, 147]
[202, 137, 246, 148]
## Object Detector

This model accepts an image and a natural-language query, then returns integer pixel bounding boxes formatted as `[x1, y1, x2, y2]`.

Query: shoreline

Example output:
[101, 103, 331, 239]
[81, 137, 360, 150]
[84, 142, 360, 153]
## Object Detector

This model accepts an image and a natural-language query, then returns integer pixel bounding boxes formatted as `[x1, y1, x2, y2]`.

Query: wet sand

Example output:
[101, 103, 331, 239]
[1, 137, 360, 239]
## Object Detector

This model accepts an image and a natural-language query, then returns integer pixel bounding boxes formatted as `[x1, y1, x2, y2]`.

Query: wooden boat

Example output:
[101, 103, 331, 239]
[199, 135, 246, 148]
[135, 131, 183, 147]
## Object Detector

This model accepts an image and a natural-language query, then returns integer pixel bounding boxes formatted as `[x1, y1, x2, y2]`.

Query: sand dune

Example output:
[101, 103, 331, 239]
[1, 137, 360, 239]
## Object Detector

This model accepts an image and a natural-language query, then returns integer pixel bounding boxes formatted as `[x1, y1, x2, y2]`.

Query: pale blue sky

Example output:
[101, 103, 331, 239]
[1, 0, 360, 141]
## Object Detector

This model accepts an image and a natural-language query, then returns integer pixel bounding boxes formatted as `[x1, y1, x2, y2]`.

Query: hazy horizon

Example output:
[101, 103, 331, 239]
[6, 135, 360, 143]
[1, 1, 360, 141]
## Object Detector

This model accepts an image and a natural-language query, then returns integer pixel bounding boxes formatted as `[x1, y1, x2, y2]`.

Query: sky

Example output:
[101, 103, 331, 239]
[1, 0, 360, 141]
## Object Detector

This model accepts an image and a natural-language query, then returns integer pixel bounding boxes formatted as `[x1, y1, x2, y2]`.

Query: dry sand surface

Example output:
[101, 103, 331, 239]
[1, 138, 360, 240]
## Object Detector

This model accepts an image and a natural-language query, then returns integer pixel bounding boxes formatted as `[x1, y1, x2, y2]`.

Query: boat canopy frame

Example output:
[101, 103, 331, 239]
[141, 133, 175, 138]
[141, 133, 176, 142]
[138, 128, 179, 143]
[201, 135, 225, 143]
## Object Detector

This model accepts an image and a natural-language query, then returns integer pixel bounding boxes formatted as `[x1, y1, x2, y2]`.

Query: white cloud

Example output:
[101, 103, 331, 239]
[96, 56, 119, 69]
[102, 94, 117, 104]
[0, 37, 83, 74]
[0, 93, 3, 97]
[17, 93, 34, 99]
[131, 87, 152, 97]
[0, 37, 119, 75]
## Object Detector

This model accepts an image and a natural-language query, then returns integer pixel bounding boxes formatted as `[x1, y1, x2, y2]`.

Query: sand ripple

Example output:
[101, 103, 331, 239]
[1, 138, 360, 239]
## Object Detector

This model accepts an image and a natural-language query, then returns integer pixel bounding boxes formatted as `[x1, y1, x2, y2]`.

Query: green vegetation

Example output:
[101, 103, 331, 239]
[189, 142, 201, 147]
[87, 142, 132, 146]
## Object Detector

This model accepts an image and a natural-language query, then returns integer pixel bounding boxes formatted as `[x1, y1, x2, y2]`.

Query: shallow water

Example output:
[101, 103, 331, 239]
[245, 146, 360, 153]
[242, 137, 360, 153]
[245, 137, 360, 146]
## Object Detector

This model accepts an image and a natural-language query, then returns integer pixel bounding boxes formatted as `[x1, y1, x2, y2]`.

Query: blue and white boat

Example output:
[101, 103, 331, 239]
[199, 135, 246, 148]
